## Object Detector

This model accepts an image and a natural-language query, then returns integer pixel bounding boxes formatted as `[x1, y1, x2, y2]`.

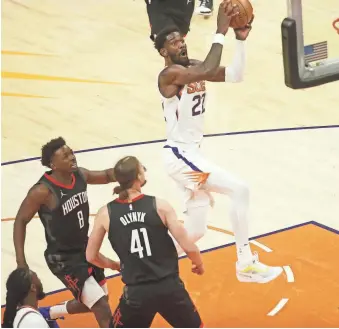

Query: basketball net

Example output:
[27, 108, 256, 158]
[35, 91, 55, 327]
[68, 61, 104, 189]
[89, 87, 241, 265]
[333, 18, 339, 34]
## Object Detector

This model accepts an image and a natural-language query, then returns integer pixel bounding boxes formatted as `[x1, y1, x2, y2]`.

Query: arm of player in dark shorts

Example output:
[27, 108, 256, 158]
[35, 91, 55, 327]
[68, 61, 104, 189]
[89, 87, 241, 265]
[86, 206, 120, 271]
[189, 59, 226, 82]
[79, 167, 116, 185]
[13, 184, 50, 268]
[156, 198, 203, 268]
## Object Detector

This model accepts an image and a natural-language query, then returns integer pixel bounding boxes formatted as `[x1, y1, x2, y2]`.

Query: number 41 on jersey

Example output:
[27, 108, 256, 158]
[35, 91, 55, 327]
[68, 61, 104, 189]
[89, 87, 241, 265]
[130, 228, 152, 258]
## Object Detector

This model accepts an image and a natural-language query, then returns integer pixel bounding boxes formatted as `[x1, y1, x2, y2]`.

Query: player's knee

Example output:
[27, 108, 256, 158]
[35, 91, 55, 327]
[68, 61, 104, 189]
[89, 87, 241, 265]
[185, 191, 210, 241]
[187, 190, 211, 208]
[233, 181, 249, 200]
[91, 296, 110, 313]
[184, 220, 207, 242]
[91, 296, 112, 319]
[81, 276, 107, 310]
[101, 282, 109, 297]
[189, 228, 206, 243]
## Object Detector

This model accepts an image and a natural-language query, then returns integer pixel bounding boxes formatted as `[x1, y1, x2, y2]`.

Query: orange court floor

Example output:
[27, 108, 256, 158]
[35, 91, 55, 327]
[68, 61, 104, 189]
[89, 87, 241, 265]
[2, 221, 338, 328]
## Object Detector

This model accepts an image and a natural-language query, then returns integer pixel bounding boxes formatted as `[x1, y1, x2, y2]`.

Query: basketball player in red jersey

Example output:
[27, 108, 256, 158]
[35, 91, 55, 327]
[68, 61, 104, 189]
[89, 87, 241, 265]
[13, 137, 120, 328]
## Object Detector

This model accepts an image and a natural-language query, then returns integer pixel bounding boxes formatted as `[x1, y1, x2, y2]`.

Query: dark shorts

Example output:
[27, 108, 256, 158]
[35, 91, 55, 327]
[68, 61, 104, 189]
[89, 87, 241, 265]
[110, 275, 202, 328]
[45, 251, 106, 302]
[145, 0, 195, 41]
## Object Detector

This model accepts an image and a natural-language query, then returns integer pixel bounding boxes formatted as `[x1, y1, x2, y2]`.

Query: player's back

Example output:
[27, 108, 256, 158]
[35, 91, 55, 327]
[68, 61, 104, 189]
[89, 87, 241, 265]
[107, 194, 178, 285]
[37, 170, 90, 255]
[159, 68, 207, 150]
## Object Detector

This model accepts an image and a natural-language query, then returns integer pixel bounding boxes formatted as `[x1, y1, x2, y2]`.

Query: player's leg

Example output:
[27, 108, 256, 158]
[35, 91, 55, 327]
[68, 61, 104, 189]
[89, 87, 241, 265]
[157, 276, 203, 328]
[110, 286, 156, 328]
[44, 256, 91, 320]
[46, 259, 111, 327]
[145, 0, 194, 41]
[174, 188, 211, 256]
[163, 146, 212, 255]
[81, 276, 112, 327]
[52, 275, 111, 327]
[145, 0, 176, 41]
[163, 146, 282, 283]
[201, 164, 283, 283]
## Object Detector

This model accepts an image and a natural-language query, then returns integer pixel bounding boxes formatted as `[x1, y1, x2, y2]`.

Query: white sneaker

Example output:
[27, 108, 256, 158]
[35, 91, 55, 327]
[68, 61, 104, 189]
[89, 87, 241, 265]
[236, 252, 283, 283]
[196, 0, 213, 16]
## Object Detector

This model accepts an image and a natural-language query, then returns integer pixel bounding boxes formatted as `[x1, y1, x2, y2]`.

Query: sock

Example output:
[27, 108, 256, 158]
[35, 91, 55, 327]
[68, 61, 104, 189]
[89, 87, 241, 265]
[229, 186, 253, 263]
[49, 301, 69, 320]
[237, 243, 252, 264]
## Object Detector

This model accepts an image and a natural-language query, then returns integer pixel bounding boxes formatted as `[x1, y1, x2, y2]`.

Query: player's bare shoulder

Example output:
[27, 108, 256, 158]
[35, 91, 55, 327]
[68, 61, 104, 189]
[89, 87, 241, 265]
[15, 183, 51, 221]
[159, 65, 186, 84]
[158, 65, 186, 98]
[154, 197, 173, 226]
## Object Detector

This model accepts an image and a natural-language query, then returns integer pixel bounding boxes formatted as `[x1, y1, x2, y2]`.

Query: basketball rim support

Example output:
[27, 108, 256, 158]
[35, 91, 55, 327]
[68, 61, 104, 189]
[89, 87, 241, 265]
[281, 0, 339, 89]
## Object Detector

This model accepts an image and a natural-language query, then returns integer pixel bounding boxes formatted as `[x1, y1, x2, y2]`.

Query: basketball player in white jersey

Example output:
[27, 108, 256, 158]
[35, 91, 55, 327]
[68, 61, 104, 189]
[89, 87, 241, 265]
[155, 0, 283, 283]
[2, 268, 58, 328]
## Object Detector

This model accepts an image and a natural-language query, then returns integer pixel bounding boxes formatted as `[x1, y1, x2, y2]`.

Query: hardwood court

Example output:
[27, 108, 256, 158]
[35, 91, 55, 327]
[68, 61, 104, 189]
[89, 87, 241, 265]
[1, 0, 339, 327]
[2, 222, 339, 327]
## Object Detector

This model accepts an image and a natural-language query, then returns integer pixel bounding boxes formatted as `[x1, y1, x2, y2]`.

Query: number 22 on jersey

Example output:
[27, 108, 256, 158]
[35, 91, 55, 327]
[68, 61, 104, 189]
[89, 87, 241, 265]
[130, 228, 152, 258]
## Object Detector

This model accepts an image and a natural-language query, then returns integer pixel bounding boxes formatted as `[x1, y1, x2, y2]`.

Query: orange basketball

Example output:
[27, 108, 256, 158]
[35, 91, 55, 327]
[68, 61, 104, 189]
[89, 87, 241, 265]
[230, 0, 253, 29]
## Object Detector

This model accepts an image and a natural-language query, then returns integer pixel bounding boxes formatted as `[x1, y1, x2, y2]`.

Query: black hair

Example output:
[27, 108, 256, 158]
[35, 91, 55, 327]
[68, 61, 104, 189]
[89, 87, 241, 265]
[41, 137, 66, 168]
[154, 25, 181, 53]
[2, 268, 32, 328]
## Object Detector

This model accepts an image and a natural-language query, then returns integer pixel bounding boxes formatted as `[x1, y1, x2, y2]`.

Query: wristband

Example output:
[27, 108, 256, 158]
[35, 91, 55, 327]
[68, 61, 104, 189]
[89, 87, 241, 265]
[213, 33, 225, 45]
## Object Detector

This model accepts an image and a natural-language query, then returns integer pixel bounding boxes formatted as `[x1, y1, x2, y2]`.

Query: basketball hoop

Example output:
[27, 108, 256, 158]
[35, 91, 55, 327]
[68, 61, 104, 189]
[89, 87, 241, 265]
[333, 18, 339, 34]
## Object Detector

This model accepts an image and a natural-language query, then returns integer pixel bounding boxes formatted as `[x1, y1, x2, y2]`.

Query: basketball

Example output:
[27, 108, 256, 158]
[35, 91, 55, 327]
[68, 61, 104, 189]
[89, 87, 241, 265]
[230, 0, 253, 29]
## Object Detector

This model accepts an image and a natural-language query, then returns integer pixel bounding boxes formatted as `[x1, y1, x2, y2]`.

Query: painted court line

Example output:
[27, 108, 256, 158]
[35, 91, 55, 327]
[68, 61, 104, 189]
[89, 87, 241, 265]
[250, 240, 272, 252]
[267, 298, 289, 316]
[283, 266, 295, 283]
[2, 125, 339, 166]
[1, 221, 337, 309]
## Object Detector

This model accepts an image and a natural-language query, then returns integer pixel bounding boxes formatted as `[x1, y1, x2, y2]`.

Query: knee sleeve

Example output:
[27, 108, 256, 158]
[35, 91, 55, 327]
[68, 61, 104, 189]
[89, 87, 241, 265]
[232, 181, 250, 202]
[183, 189, 211, 212]
[81, 276, 106, 309]
[184, 190, 210, 242]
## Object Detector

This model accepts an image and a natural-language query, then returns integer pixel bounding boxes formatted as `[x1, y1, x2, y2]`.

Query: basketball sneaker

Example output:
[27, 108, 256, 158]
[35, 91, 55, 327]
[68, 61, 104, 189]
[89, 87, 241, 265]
[236, 252, 283, 283]
[196, 0, 213, 16]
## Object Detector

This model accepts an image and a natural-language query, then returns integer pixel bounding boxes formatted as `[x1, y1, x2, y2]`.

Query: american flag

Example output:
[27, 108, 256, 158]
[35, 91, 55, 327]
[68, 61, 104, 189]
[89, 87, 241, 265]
[304, 41, 328, 64]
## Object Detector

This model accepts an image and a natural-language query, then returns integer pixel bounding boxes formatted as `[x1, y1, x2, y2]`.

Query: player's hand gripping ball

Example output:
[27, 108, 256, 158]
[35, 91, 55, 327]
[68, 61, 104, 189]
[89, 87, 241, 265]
[229, 0, 253, 29]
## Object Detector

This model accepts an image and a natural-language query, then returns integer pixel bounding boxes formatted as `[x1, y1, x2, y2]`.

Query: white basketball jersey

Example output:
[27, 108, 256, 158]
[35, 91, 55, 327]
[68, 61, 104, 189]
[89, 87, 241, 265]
[13, 307, 49, 328]
[161, 79, 206, 149]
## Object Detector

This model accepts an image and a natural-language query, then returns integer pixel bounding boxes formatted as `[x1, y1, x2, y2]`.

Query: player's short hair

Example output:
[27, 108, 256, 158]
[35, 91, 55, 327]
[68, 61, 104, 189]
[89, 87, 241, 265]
[41, 137, 66, 168]
[2, 268, 33, 328]
[154, 25, 181, 53]
[113, 156, 141, 200]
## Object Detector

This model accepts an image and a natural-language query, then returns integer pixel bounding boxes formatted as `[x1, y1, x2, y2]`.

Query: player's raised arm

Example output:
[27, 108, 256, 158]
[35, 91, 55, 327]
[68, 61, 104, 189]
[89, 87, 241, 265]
[79, 167, 116, 185]
[13, 185, 50, 268]
[156, 198, 204, 275]
[157, 0, 238, 94]
[189, 16, 254, 83]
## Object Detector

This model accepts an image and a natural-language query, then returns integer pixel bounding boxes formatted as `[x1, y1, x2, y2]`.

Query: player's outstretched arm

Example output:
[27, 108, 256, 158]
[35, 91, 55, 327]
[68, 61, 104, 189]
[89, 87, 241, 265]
[13, 185, 49, 268]
[86, 206, 120, 271]
[189, 17, 253, 83]
[156, 198, 204, 275]
[160, 1, 238, 90]
[79, 167, 116, 185]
